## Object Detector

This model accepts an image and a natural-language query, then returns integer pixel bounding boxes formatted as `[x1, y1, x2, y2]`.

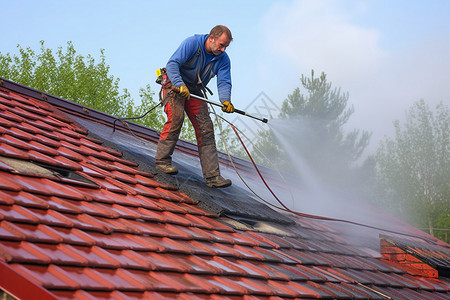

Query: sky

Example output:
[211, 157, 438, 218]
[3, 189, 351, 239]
[2, 0, 450, 154]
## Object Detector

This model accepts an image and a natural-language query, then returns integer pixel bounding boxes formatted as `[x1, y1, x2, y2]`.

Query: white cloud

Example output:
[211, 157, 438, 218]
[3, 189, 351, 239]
[259, 0, 450, 154]
[262, 0, 385, 81]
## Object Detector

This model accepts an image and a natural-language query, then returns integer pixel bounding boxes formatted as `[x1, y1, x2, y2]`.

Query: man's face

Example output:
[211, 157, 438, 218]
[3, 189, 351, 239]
[208, 33, 231, 55]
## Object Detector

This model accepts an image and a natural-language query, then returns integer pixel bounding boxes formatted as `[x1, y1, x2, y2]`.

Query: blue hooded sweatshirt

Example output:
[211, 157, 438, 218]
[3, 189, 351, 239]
[166, 34, 232, 103]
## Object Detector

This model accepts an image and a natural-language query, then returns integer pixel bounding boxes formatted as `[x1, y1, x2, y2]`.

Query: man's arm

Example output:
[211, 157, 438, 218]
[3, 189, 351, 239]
[216, 56, 232, 103]
[166, 36, 198, 88]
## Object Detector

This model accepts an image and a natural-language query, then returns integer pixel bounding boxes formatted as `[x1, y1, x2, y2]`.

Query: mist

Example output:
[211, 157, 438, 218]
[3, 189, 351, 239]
[250, 117, 382, 230]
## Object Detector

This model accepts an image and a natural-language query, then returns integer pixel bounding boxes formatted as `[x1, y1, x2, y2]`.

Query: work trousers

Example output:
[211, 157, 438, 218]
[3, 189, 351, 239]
[155, 87, 220, 179]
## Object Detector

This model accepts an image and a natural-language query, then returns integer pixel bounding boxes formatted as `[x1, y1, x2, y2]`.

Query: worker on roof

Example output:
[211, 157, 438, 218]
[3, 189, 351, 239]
[155, 25, 234, 188]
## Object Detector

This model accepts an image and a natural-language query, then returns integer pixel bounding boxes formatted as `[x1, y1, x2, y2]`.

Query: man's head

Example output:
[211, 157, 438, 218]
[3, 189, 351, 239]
[205, 25, 232, 55]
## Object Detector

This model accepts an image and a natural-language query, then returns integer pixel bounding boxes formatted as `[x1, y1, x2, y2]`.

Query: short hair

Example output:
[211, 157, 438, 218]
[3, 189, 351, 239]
[210, 25, 233, 41]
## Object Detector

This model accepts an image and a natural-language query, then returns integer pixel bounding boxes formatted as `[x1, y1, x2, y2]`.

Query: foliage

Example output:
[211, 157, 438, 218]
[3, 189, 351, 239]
[253, 70, 372, 191]
[376, 100, 450, 241]
[0, 41, 131, 116]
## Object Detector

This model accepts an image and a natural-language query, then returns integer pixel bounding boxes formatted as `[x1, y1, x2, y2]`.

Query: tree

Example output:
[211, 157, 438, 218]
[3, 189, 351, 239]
[376, 100, 450, 241]
[253, 70, 372, 191]
[0, 41, 134, 117]
[0, 41, 199, 142]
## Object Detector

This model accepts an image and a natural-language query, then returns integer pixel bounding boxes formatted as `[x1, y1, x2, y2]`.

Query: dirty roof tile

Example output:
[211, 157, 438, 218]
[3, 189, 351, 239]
[218, 258, 269, 279]
[346, 282, 390, 299]
[96, 218, 143, 235]
[26, 208, 75, 228]
[165, 223, 200, 239]
[0, 160, 15, 173]
[0, 204, 41, 224]
[265, 281, 308, 298]
[0, 110, 16, 126]
[91, 232, 155, 250]
[0, 110, 25, 123]
[205, 276, 251, 294]
[5, 223, 62, 244]
[420, 290, 450, 300]
[0, 191, 16, 206]
[180, 226, 218, 241]
[0, 224, 23, 244]
[193, 256, 241, 276]
[0, 142, 30, 159]
[47, 227, 95, 246]
[135, 221, 181, 238]
[0, 176, 21, 193]
[62, 213, 111, 233]
[242, 261, 291, 281]
[176, 202, 209, 215]
[184, 213, 225, 228]
[82, 176, 128, 194]
[25, 119, 56, 134]
[414, 276, 449, 292]
[154, 198, 190, 214]
[252, 247, 296, 263]
[5, 191, 50, 210]
[46, 197, 83, 214]
[0, 240, 52, 264]
[136, 207, 168, 223]
[309, 281, 352, 298]
[0, 134, 33, 151]
[11, 264, 81, 290]
[32, 133, 61, 148]
[234, 277, 275, 295]
[227, 231, 262, 247]
[7, 175, 87, 200]
[196, 242, 243, 257]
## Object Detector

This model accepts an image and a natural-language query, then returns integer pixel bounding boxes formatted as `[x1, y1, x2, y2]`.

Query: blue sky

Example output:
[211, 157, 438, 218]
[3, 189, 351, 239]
[2, 0, 450, 151]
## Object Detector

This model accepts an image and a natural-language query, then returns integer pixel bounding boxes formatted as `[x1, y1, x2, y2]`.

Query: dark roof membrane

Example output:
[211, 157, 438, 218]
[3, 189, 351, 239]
[68, 113, 295, 225]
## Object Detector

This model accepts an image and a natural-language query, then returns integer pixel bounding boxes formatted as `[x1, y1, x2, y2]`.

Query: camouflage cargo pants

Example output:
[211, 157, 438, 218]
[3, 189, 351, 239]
[155, 87, 220, 179]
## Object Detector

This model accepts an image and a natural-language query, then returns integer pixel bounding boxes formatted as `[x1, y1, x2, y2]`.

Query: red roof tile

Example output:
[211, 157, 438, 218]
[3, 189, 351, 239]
[0, 79, 449, 299]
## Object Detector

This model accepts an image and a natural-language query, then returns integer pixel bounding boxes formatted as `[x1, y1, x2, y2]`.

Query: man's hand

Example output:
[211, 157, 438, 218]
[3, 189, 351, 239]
[179, 85, 190, 99]
[221, 101, 234, 113]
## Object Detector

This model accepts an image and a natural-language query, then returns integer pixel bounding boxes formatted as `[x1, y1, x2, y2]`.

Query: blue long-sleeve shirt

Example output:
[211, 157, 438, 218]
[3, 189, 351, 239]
[166, 34, 232, 103]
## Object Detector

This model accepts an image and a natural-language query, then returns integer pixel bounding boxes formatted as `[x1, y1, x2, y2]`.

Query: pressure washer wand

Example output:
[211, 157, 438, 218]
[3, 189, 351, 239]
[191, 94, 268, 124]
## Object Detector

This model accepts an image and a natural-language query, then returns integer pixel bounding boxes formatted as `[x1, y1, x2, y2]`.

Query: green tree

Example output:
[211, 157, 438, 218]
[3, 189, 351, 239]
[0, 41, 134, 116]
[376, 100, 450, 241]
[0, 41, 202, 143]
[254, 70, 372, 191]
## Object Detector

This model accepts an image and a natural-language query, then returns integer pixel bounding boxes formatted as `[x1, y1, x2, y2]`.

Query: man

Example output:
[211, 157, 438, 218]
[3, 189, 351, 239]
[155, 25, 234, 188]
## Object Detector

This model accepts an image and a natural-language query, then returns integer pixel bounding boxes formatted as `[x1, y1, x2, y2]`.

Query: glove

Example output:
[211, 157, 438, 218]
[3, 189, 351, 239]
[179, 85, 190, 99]
[221, 101, 234, 113]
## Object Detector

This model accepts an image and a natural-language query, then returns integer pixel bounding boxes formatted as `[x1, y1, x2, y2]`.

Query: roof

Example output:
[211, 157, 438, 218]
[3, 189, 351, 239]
[0, 77, 449, 300]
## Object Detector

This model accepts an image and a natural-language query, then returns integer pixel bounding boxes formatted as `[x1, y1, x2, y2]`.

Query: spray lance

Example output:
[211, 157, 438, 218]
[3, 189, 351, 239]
[170, 86, 268, 123]
[198, 93, 268, 123]
[161, 67, 267, 123]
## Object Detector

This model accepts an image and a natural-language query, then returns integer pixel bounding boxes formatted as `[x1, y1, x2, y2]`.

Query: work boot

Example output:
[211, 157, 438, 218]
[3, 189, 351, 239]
[206, 175, 232, 188]
[156, 164, 178, 175]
